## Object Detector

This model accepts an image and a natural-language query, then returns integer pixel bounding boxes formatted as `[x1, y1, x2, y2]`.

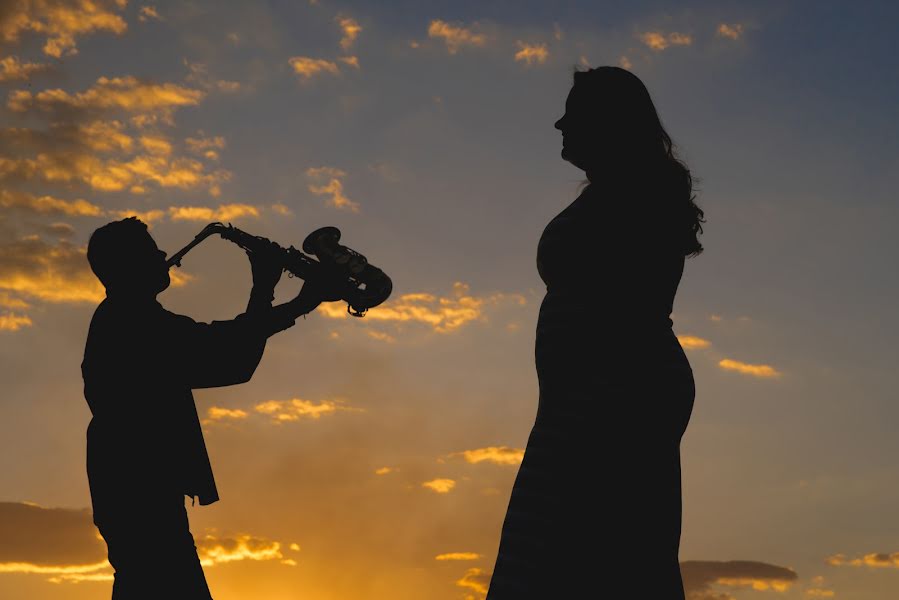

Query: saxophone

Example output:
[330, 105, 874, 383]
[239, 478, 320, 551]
[166, 222, 392, 317]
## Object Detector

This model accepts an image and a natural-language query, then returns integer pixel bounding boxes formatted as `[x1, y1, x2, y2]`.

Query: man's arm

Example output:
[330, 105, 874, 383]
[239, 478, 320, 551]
[170, 244, 334, 389]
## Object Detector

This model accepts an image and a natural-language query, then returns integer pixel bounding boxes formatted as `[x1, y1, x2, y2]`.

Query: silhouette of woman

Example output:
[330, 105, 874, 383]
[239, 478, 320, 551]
[486, 67, 704, 598]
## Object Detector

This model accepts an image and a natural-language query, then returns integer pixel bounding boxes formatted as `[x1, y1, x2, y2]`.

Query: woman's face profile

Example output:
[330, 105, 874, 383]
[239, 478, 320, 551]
[554, 84, 598, 172]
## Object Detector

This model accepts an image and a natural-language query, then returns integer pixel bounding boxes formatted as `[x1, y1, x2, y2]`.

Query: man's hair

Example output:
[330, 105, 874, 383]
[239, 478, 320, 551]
[87, 217, 150, 288]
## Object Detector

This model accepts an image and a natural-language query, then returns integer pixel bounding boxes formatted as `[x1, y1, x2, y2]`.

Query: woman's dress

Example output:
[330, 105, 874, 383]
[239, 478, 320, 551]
[486, 183, 696, 599]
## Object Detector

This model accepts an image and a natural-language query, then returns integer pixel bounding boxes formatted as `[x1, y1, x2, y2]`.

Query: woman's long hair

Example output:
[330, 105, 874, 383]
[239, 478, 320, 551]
[573, 67, 705, 257]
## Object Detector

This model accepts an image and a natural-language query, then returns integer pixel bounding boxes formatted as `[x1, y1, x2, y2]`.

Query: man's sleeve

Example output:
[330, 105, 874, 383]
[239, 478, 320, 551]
[166, 307, 296, 389]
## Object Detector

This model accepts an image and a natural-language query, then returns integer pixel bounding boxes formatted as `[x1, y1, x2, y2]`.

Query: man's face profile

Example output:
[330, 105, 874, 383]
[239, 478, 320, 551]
[88, 218, 171, 298]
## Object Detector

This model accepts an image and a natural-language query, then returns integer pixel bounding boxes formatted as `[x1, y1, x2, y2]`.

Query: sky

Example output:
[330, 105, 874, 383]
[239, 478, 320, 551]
[1, 0, 898, 598]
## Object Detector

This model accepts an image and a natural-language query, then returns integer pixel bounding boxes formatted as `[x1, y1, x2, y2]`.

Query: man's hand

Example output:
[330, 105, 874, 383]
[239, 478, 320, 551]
[284, 269, 345, 317]
[246, 241, 283, 292]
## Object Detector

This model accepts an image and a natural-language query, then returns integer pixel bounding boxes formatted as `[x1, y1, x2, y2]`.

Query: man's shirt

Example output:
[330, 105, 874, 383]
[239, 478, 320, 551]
[81, 294, 291, 521]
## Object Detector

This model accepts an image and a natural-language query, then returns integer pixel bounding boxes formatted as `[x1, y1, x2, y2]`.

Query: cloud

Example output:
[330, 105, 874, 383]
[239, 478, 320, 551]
[366, 330, 396, 343]
[514, 41, 548, 66]
[271, 203, 292, 216]
[316, 282, 527, 334]
[337, 15, 361, 50]
[195, 533, 286, 567]
[185, 134, 226, 161]
[167, 203, 260, 222]
[374, 467, 395, 475]
[0, 312, 32, 331]
[449, 446, 524, 466]
[717, 23, 744, 40]
[0, 236, 105, 303]
[619, 55, 633, 69]
[826, 552, 899, 568]
[0, 292, 29, 309]
[681, 560, 798, 599]
[306, 166, 359, 212]
[428, 20, 487, 54]
[8, 75, 204, 117]
[0, 189, 103, 216]
[1, 79, 226, 197]
[422, 478, 456, 494]
[339, 55, 359, 69]
[0, 152, 230, 196]
[638, 31, 693, 51]
[0, 55, 50, 82]
[677, 335, 711, 350]
[205, 406, 249, 421]
[436, 552, 481, 561]
[0, 501, 110, 581]
[254, 398, 355, 423]
[138, 6, 162, 23]
[288, 56, 341, 80]
[0, 234, 190, 308]
[0, 0, 128, 58]
[718, 359, 781, 378]
[456, 567, 490, 595]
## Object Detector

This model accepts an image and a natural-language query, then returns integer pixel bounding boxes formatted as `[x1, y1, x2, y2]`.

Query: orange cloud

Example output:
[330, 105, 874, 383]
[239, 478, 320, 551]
[306, 166, 360, 212]
[718, 359, 781, 378]
[0, 152, 230, 196]
[205, 407, 249, 421]
[374, 467, 395, 475]
[0, 312, 32, 331]
[8, 75, 204, 115]
[514, 41, 548, 65]
[826, 552, 899, 568]
[717, 23, 744, 40]
[677, 335, 711, 350]
[422, 478, 456, 494]
[317, 282, 527, 333]
[0, 0, 128, 58]
[196, 533, 285, 567]
[138, 6, 163, 23]
[450, 446, 524, 466]
[139, 134, 172, 156]
[339, 55, 360, 69]
[288, 56, 341, 80]
[681, 560, 798, 598]
[0, 235, 190, 306]
[0, 236, 104, 303]
[167, 203, 260, 222]
[337, 15, 361, 50]
[271, 203, 292, 216]
[0, 189, 103, 216]
[428, 20, 487, 54]
[0, 55, 50, 82]
[456, 567, 490, 595]
[0, 292, 29, 309]
[185, 134, 226, 161]
[254, 398, 355, 423]
[638, 31, 693, 51]
[0, 502, 111, 583]
[436, 552, 481, 561]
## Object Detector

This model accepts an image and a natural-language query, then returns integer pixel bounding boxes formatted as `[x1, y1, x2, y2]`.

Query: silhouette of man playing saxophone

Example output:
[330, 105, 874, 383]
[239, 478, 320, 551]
[81, 217, 339, 599]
